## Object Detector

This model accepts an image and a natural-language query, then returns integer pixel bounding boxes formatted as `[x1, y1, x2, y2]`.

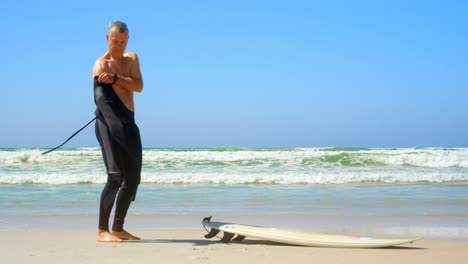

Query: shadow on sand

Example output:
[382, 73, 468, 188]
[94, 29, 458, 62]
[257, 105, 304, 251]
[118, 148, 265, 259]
[125, 238, 426, 249]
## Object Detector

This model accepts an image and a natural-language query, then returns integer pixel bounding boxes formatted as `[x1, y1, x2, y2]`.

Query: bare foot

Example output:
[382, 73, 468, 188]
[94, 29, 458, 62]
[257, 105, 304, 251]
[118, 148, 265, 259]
[111, 229, 141, 240]
[96, 230, 123, 242]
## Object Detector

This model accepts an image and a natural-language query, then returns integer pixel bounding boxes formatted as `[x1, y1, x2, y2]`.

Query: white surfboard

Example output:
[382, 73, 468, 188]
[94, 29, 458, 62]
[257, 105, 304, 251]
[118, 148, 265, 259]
[202, 217, 420, 248]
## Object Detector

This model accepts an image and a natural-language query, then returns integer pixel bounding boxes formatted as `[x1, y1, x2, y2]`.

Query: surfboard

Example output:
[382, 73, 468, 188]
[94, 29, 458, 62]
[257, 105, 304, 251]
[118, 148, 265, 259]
[202, 217, 420, 248]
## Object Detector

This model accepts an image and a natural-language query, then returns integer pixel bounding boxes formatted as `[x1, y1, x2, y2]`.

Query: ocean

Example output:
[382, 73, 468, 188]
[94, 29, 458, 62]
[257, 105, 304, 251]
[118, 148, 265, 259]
[1, 147, 467, 239]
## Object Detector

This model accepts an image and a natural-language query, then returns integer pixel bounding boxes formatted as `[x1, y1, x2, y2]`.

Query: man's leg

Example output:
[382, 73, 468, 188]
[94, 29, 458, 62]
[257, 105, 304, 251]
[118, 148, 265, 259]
[112, 185, 134, 231]
[95, 119, 124, 242]
[98, 174, 122, 231]
[96, 174, 123, 242]
[111, 184, 140, 240]
[111, 123, 142, 240]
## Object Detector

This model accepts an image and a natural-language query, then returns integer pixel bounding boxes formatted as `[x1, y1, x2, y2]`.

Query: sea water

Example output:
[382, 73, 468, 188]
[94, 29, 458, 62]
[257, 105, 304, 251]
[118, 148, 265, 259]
[0, 147, 467, 239]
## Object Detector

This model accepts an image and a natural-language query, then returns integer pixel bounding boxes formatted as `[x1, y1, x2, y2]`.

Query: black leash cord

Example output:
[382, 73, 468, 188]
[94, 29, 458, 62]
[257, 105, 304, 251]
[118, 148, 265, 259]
[42, 117, 96, 155]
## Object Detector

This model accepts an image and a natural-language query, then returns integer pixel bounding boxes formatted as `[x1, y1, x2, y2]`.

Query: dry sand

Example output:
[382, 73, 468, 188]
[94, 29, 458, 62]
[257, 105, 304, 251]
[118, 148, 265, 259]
[2, 229, 468, 264]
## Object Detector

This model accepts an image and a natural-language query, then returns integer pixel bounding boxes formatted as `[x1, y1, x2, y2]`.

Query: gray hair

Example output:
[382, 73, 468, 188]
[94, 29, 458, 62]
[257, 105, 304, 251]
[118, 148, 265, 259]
[108, 21, 129, 34]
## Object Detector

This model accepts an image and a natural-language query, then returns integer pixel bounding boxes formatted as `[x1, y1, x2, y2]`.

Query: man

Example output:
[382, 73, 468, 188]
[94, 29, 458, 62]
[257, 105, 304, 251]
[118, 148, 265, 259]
[93, 21, 143, 242]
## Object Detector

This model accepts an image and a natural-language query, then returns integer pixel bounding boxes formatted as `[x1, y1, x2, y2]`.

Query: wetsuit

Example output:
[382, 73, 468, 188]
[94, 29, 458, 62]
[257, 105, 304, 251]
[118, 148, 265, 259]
[94, 77, 142, 231]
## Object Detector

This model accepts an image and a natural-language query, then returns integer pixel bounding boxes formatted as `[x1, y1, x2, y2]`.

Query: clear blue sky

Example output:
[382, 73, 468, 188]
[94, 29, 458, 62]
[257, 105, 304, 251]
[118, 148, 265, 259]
[2, 0, 467, 148]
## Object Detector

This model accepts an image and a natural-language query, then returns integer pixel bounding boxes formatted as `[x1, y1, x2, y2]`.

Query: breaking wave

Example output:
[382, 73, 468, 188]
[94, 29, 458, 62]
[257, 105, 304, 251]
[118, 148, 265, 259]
[1, 147, 467, 184]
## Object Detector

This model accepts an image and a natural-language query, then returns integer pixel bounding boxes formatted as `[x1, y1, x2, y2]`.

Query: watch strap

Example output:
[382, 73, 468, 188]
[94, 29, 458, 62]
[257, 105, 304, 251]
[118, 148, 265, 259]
[112, 73, 118, 84]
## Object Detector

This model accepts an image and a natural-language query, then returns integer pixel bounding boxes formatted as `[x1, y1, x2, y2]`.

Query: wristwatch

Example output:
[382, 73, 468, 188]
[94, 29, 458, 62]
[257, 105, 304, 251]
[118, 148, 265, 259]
[112, 73, 118, 84]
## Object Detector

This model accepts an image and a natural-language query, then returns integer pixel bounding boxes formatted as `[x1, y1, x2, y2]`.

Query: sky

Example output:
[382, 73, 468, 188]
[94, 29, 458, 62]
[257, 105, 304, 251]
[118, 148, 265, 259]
[2, 0, 467, 148]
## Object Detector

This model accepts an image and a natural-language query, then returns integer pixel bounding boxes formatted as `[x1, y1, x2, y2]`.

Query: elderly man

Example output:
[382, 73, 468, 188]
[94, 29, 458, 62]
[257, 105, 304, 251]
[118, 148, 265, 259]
[93, 21, 143, 242]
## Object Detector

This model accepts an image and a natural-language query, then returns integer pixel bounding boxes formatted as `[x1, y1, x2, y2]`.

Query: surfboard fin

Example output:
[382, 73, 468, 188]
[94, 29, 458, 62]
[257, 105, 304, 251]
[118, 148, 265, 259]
[221, 232, 235, 243]
[232, 235, 246, 242]
[204, 228, 220, 239]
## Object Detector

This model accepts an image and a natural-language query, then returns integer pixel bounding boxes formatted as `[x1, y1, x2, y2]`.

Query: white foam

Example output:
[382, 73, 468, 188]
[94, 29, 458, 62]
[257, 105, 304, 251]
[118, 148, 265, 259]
[139, 169, 468, 184]
[2, 148, 468, 167]
[1, 148, 468, 184]
[140, 147, 468, 168]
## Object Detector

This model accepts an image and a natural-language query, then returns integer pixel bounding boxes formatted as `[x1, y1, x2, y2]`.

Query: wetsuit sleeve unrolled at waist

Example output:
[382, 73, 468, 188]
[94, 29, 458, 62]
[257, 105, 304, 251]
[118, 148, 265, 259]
[93, 76, 142, 162]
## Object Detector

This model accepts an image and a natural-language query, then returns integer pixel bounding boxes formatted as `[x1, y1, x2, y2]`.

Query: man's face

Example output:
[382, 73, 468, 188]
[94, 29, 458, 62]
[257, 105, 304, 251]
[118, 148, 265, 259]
[106, 30, 129, 58]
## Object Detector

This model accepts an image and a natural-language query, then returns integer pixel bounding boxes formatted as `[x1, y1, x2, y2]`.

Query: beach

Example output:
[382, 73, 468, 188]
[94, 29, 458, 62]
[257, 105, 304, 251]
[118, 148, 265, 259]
[3, 229, 468, 264]
[1, 148, 468, 263]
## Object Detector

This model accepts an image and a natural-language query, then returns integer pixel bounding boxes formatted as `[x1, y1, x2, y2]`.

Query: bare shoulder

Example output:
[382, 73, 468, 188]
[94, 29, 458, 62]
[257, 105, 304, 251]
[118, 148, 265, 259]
[124, 51, 139, 61]
[93, 53, 110, 76]
[92, 58, 104, 77]
[95, 52, 111, 64]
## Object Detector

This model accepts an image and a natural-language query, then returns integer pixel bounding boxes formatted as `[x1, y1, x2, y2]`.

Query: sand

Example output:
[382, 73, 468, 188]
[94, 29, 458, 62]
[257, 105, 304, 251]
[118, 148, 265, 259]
[2, 229, 468, 264]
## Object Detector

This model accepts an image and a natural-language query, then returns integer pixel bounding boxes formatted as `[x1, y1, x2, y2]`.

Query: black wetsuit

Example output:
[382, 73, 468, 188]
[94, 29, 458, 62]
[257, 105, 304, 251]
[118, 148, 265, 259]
[94, 77, 142, 231]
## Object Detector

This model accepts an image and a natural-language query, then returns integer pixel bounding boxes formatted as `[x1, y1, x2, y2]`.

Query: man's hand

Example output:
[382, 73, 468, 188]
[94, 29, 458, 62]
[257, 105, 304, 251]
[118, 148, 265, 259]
[98, 72, 115, 84]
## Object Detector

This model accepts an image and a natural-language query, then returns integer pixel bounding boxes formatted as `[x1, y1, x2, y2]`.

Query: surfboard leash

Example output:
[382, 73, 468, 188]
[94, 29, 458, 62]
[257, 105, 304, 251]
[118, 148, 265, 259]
[42, 117, 96, 155]
[202, 216, 223, 239]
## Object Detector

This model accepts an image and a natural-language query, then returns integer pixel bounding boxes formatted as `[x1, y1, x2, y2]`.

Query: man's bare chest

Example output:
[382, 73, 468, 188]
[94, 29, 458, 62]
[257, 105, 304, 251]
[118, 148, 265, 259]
[103, 59, 132, 76]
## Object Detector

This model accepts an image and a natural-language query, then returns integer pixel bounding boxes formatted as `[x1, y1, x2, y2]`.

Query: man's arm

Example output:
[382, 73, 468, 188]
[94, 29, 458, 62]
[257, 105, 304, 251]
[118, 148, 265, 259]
[114, 52, 143, 93]
[93, 58, 105, 77]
